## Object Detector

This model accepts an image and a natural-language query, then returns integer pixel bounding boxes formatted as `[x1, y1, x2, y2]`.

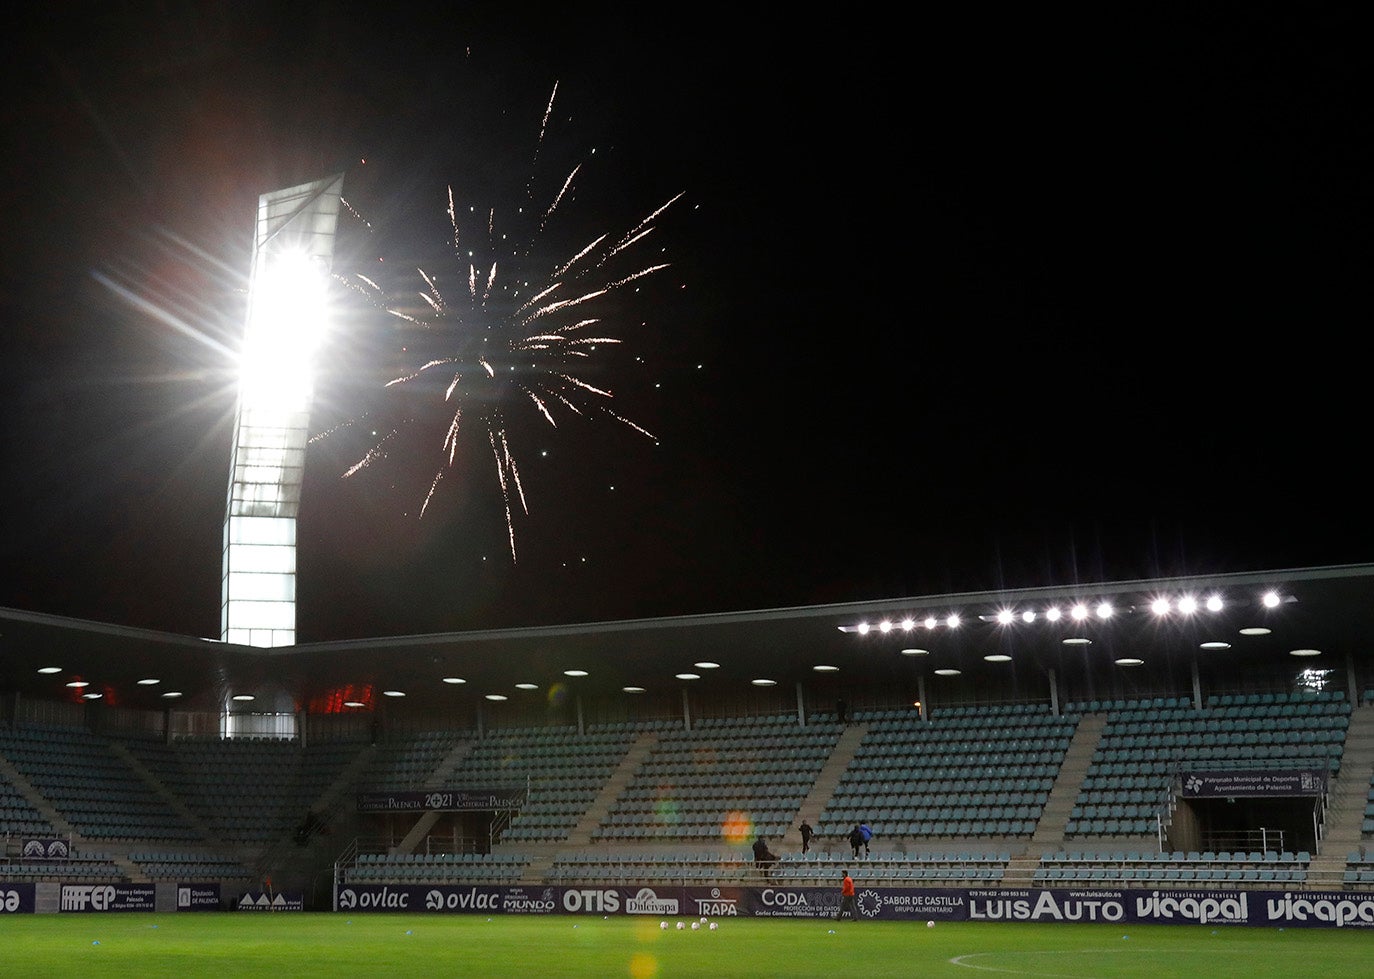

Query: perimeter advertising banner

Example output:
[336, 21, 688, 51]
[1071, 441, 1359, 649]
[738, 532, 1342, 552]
[332, 883, 1374, 928]
[0, 883, 36, 914]
[177, 883, 221, 910]
[59, 884, 155, 912]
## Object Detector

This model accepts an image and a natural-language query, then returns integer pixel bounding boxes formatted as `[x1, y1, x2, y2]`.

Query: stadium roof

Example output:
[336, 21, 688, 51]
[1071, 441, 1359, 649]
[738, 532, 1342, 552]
[3, 563, 1373, 719]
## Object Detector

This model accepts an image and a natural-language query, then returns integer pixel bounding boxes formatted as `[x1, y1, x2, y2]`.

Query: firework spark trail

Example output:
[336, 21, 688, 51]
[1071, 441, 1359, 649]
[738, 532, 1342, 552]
[326, 81, 681, 560]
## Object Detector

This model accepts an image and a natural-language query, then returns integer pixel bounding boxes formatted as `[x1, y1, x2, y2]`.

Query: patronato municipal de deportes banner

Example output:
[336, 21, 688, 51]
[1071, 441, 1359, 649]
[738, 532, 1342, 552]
[1180, 769, 1326, 798]
[331, 882, 1374, 928]
[356, 788, 528, 812]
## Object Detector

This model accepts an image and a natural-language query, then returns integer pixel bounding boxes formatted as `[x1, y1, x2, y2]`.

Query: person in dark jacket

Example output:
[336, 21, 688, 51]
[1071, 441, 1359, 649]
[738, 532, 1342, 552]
[753, 835, 779, 877]
[800, 819, 814, 854]
[848, 824, 865, 859]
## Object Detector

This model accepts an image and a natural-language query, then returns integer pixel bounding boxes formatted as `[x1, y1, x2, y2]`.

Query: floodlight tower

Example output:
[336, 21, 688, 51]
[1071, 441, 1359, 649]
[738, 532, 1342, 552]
[222, 175, 345, 647]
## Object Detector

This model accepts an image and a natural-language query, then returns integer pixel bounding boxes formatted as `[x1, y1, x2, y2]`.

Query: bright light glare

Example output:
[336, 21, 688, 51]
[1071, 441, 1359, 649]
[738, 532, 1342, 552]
[240, 249, 330, 411]
[1151, 598, 1171, 616]
[996, 609, 1014, 625]
[1206, 594, 1224, 612]
[1262, 591, 1281, 608]
[1070, 604, 1089, 621]
[1178, 595, 1198, 615]
[1095, 602, 1113, 619]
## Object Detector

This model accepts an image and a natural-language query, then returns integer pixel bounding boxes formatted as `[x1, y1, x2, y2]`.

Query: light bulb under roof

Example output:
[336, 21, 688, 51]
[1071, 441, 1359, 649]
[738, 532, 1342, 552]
[878, 620, 893, 633]
[1045, 607, 1062, 622]
[1151, 598, 1171, 615]
[563, 669, 589, 677]
[485, 694, 508, 701]
[1021, 610, 1036, 623]
[1289, 648, 1322, 657]
[923, 616, 938, 629]
[1071, 604, 1089, 621]
[675, 673, 700, 681]
[751, 678, 777, 686]
[1262, 591, 1281, 608]
[65, 681, 89, 688]
[996, 610, 1014, 625]
[381, 690, 404, 697]
[515, 683, 539, 690]
[934, 668, 961, 676]
[694, 662, 720, 669]
[945, 613, 960, 629]
[901, 648, 928, 656]
[232, 694, 254, 701]
[442, 677, 467, 684]
[82, 692, 102, 700]
[1200, 641, 1231, 650]
[161, 691, 182, 699]
[37, 666, 61, 674]
[1095, 602, 1113, 619]
[137, 678, 160, 685]
[1115, 657, 1144, 666]
[900, 618, 915, 630]
[813, 664, 839, 672]
[1062, 637, 1092, 646]
[1206, 594, 1224, 612]
[623, 686, 646, 693]
[1239, 627, 1271, 636]
[984, 654, 1012, 662]
[343, 701, 365, 708]
[1178, 595, 1198, 614]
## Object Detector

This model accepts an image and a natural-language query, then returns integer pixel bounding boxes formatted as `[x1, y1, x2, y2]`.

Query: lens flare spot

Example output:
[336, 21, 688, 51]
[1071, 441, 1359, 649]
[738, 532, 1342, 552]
[629, 952, 659, 979]
[547, 682, 568, 707]
[654, 798, 681, 825]
[721, 810, 753, 844]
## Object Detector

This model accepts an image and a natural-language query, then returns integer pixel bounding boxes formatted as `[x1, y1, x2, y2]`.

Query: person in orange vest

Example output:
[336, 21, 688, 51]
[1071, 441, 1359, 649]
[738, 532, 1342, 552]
[837, 869, 857, 920]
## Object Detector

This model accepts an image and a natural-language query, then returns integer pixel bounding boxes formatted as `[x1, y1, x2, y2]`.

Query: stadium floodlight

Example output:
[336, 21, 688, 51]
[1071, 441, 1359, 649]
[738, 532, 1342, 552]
[221, 174, 345, 648]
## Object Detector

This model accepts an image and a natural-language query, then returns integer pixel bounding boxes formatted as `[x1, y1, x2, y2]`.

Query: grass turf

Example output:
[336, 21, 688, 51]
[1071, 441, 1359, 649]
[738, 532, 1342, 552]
[1, 913, 1370, 977]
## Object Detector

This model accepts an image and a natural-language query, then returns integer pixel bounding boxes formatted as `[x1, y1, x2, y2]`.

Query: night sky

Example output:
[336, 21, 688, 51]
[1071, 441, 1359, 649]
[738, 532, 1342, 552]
[1, 5, 1367, 644]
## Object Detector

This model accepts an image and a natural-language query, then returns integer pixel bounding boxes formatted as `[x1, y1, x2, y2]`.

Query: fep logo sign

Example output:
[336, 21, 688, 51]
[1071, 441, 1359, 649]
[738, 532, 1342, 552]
[0, 885, 36, 914]
[60, 884, 155, 912]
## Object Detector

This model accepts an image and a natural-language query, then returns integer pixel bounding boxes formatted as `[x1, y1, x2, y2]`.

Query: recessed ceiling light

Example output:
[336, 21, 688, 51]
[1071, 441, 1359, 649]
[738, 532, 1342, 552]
[37, 666, 62, 674]
[485, 694, 508, 701]
[1239, 627, 1271, 636]
[82, 692, 103, 700]
[1062, 637, 1092, 646]
[343, 701, 366, 708]
[900, 648, 928, 657]
[65, 681, 89, 688]
[161, 691, 182, 699]
[623, 686, 646, 693]
[442, 677, 467, 684]
[751, 679, 777, 687]
[1115, 658, 1144, 666]
[675, 673, 700, 680]
[515, 683, 539, 690]
[694, 661, 720, 669]
[381, 690, 405, 697]
[1200, 641, 1231, 650]
[984, 654, 1012, 662]
[137, 678, 160, 685]
[934, 668, 962, 676]
[813, 665, 839, 672]
[563, 670, 589, 677]
[232, 694, 255, 701]
[1289, 649, 1322, 657]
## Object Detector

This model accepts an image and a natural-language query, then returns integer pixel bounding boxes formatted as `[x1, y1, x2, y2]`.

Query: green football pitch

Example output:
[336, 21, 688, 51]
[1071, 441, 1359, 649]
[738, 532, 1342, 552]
[0, 913, 1369, 977]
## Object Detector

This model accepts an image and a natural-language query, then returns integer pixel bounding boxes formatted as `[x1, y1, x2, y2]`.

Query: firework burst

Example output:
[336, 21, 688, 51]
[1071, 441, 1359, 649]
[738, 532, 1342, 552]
[323, 84, 683, 561]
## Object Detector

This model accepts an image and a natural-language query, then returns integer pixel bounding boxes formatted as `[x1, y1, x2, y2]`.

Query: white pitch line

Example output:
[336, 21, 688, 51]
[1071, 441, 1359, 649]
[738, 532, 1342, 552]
[949, 947, 1170, 978]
